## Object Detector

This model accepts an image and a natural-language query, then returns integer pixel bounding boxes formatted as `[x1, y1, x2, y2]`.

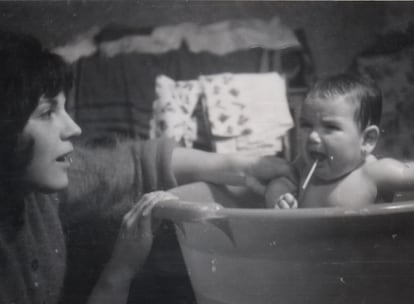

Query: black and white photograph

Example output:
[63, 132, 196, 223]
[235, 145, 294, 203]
[1, 1, 414, 303]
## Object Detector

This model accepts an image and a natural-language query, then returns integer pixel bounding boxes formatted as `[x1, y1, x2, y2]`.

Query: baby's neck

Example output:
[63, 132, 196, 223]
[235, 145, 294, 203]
[309, 171, 351, 186]
[298, 161, 377, 208]
[300, 155, 371, 187]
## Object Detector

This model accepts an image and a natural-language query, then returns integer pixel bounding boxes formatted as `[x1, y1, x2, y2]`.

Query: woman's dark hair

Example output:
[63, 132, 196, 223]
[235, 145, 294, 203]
[0, 30, 73, 222]
[305, 73, 383, 131]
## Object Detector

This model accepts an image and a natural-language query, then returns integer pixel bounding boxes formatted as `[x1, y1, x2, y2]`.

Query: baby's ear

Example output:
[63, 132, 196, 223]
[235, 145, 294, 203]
[361, 125, 380, 156]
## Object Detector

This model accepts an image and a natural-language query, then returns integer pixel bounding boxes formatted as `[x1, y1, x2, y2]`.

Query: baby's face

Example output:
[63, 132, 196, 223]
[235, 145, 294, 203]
[298, 96, 364, 181]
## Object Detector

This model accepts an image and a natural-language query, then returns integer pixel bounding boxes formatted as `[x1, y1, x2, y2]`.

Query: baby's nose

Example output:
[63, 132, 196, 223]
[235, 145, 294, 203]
[308, 130, 321, 144]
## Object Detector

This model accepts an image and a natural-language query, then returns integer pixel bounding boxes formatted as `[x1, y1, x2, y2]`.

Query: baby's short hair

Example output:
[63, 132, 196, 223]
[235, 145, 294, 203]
[306, 73, 382, 130]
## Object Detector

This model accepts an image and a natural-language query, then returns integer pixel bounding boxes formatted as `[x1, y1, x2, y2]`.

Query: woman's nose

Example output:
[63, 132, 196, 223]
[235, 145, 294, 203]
[61, 112, 82, 139]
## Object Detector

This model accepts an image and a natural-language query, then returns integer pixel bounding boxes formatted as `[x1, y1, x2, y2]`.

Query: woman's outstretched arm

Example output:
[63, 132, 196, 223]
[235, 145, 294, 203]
[171, 147, 295, 195]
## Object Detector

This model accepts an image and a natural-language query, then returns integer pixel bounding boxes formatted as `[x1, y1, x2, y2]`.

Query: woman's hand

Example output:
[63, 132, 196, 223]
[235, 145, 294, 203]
[88, 191, 178, 304]
[109, 191, 178, 280]
[246, 156, 298, 195]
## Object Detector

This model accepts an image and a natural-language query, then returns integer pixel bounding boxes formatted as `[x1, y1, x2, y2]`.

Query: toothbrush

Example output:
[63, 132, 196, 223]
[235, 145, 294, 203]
[302, 160, 318, 190]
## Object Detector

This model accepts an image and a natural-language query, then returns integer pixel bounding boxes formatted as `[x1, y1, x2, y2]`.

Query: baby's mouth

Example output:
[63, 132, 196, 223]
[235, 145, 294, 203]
[309, 151, 327, 162]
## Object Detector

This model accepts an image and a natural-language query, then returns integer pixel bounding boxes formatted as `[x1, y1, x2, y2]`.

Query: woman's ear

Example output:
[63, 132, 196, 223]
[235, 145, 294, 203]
[361, 125, 380, 156]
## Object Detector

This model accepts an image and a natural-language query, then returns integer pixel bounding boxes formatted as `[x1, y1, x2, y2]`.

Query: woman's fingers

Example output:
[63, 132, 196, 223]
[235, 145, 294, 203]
[122, 191, 176, 238]
[245, 175, 266, 195]
[138, 199, 158, 238]
[125, 191, 178, 226]
[110, 191, 180, 278]
[125, 192, 168, 220]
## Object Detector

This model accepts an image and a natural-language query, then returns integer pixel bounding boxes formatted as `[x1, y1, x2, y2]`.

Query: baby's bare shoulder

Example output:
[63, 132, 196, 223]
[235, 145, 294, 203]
[362, 156, 412, 190]
[363, 157, 404, 174]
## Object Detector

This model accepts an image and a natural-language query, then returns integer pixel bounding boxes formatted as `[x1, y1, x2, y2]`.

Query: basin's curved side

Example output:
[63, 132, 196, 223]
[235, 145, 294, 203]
[157, 182, 414, 304]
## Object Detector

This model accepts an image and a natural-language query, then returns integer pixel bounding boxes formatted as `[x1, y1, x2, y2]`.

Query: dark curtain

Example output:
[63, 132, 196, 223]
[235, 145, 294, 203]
[70, 43, 293, 141]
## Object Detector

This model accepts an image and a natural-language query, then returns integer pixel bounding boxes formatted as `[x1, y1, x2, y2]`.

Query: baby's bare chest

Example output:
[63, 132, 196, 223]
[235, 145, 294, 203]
[300, 171, 377, 208]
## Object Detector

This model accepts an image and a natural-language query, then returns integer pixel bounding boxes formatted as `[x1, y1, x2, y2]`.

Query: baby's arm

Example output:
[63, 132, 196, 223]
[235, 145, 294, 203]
[366, 158, 414, 192]
[265, 177, 298, 209]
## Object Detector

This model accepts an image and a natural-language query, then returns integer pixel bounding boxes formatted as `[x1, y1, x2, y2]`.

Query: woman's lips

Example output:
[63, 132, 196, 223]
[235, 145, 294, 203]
[56, 156, 65, 162]
[55, 152, 72, 164]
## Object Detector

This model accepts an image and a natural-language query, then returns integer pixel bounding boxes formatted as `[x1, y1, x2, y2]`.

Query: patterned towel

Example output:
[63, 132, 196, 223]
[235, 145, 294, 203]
[150, 75, 201, 147]
[200, 72, 293, 155]
[151, 72, 293, 156]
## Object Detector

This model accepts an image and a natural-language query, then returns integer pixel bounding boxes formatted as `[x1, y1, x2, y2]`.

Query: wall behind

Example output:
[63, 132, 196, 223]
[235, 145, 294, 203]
[384, 1, 414, 32]
[0, 1, 385, 76]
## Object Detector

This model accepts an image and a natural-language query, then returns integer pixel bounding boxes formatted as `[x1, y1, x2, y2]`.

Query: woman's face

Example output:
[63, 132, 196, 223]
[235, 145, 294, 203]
[22, 92, 82, 192]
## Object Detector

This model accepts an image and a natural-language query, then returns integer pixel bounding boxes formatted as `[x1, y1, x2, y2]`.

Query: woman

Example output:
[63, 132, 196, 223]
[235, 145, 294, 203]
[0, 29, 293, 304]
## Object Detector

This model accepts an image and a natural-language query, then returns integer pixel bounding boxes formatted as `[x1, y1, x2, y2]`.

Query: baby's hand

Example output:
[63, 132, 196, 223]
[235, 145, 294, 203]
[275, 192, 298, 209]
[265, 177, 298, 208]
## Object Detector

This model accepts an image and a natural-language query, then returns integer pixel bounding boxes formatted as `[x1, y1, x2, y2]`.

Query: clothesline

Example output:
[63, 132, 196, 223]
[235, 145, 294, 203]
[54, 16, 301, 63]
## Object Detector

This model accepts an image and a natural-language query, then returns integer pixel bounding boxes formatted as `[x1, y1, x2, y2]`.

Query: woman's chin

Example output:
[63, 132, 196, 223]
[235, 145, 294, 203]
[34, 178, 69, 193]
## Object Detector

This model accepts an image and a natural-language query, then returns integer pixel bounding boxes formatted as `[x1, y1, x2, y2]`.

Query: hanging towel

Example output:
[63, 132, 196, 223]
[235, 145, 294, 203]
[150, 75, 201, 147]
[199, 73, 249, 137]
[151, 72, 293, 155]
[200, 72, 293, 155]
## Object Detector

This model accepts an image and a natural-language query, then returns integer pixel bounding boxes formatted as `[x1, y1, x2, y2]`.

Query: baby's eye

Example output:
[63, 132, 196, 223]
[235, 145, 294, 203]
[299, 120, 311, 129]
[325, 124, 341, 131]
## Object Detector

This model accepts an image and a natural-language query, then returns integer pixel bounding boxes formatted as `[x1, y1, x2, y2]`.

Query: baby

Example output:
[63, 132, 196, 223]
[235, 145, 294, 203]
[265, 73, 414, 209]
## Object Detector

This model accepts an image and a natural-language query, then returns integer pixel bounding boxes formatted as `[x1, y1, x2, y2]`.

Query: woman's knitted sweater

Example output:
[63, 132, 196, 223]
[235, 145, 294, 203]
[0, 138, 177, 304]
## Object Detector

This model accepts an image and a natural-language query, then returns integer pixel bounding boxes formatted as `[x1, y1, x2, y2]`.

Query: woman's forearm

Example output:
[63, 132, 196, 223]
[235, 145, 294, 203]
[86, 191, 165, 304]
[87, 259, 134, 304]
[171, 147, 248, 186]
[171, 147, 293, 190]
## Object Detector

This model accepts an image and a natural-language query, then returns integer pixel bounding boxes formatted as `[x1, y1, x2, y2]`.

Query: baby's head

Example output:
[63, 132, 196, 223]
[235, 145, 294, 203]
[306, 73, 382, 131]
[299, 73, 382, 181]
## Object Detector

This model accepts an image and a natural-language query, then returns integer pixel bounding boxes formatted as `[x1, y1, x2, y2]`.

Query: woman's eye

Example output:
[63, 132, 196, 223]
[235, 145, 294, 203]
[40, 109, 54, 119]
